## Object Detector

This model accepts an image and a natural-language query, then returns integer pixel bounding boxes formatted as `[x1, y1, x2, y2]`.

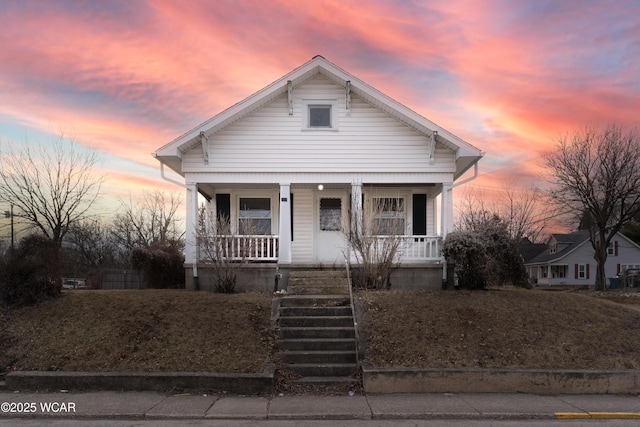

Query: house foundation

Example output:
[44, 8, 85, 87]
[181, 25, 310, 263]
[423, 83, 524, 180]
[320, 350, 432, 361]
[185, 263, 444, 292]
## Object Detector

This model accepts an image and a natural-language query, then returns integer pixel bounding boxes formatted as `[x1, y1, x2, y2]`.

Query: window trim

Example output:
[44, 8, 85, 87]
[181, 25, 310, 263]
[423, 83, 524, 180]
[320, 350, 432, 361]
[232, 191, 279, 236]
[578, 264, 586, 279]
[302, 99, 338, 131]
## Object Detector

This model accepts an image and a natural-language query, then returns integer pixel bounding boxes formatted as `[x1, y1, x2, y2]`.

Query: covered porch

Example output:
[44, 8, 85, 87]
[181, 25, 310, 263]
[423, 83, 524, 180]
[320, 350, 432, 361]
[185, 179, 454, 266]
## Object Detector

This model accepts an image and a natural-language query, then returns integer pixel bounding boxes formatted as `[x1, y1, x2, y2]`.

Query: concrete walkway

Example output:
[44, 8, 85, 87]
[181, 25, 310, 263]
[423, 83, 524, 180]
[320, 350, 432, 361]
[0, 391, 639, 421]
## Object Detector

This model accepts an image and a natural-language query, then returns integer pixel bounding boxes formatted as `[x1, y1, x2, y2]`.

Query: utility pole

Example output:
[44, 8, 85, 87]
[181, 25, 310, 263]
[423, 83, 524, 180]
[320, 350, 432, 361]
[4, 204, 13, 250]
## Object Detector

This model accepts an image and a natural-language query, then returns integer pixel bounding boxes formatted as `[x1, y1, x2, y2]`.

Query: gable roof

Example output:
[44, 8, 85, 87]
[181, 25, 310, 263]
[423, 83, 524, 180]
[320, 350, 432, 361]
[525, 230, 640, 265]
[518, 241, 548, 263]
[526, 231, 590, 264]
[154, 55, 483, 179]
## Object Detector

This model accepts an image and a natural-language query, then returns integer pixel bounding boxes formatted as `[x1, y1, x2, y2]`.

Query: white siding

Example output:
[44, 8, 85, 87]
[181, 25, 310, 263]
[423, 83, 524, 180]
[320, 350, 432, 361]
[553, 242, 594, 285]
[291, 189, 314, 263]
[182, 75, 455, 174]
[427, 196, 436, 235]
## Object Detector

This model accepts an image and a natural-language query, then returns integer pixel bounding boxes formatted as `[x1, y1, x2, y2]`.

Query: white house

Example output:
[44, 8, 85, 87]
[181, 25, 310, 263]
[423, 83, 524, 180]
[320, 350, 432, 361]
[153, 56, 483, 291]
[524, 231, 640, 287]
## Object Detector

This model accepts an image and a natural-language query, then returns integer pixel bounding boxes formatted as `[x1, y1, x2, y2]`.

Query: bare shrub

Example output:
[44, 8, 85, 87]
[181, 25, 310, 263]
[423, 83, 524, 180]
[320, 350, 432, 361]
[198, 217, 237, 293]
[197, 212, 267, 293]
[442, 231, 488, 290]
[0, 235, 61, 306]
[345, 197, 404, 290]
[129, 243, 185, 289]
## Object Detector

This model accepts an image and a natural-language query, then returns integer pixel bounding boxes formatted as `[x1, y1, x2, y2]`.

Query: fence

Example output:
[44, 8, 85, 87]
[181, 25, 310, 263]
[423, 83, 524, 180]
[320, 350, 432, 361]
[99, 269, 144, 289]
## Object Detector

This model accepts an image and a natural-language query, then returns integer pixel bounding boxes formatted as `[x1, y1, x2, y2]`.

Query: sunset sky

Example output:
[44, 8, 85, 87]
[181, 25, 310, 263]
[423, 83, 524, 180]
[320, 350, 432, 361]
[1, 0, 639, 234]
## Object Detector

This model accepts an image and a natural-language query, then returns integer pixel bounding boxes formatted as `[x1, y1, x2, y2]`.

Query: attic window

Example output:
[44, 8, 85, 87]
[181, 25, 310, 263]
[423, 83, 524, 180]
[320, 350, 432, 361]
[309, 105, 331, 128]
[302, 100, 338, 130]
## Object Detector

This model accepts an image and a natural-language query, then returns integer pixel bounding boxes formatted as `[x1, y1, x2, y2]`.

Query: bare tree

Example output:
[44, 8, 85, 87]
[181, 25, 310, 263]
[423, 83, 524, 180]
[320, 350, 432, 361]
[544, 123, 640, 291]
[457, 184, 548, 243]
[111, 190, 184, 250]
[0, 136, 104, 247]
[66, 219, 123, 270]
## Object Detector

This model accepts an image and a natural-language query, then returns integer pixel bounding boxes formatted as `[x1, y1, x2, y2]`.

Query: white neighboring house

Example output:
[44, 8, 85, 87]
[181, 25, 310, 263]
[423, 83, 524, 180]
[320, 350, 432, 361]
[525, 231, 640, 286]
[153, 55, 483, 291]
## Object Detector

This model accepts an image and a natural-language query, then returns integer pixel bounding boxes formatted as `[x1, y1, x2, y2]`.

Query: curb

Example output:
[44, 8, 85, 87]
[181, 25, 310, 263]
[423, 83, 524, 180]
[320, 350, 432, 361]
[5, 367, 640, 395]
[362, 366, 640, 394]
[6, 366, 275, 394]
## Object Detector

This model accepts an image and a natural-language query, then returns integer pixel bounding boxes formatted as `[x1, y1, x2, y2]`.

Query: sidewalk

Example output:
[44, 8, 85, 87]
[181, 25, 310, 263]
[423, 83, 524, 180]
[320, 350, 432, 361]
[1, 391, 639, 420]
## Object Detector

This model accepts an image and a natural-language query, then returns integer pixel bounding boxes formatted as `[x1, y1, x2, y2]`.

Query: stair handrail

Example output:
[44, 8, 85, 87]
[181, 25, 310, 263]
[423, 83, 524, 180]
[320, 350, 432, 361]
[344, 255, 361, 379]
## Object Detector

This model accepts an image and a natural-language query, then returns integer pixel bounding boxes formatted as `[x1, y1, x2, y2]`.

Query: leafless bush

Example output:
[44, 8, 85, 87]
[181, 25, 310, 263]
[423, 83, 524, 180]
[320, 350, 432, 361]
[197, 213, 266, 293]
[198, 216, 237, 293]
[345, 197, 404, 290]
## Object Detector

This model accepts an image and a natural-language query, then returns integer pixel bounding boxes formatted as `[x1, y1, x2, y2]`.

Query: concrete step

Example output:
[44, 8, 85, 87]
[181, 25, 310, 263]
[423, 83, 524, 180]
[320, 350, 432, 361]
[289, 274, 348, 284]
[279, 316, 353, 328]
[287, 284, 349, 295]
[279, 306, 352, 317]
[279, 350, 356, 364]
[291, 376, 359, 386]
[279, 327, 355, 339]
[287, 277, 349, 289]
[286, 270, 350, 295]
[279, 338, 355, 352]
[280, 295, 350, 307]
[288, 270, 347, 279]
[282, 363, 358, 377]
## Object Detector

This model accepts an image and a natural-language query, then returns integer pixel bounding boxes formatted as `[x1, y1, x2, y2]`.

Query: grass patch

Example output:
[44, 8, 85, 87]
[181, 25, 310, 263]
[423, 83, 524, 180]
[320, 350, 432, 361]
[3, 288, 640, 375]
[360, 288, 640, 370]
[0, 290, 272, 374]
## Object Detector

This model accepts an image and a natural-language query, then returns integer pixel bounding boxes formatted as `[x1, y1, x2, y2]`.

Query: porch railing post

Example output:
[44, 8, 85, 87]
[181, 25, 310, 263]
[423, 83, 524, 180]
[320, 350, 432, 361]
[278, 183, 292, 264]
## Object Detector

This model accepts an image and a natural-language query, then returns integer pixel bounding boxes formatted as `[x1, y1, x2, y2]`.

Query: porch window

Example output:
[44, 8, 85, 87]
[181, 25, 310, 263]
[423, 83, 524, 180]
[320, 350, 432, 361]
[540, 266, 548, 278]
[239, 198, 271, 235]
[551, 265, 567, 278]
[372, 197, 405, 235]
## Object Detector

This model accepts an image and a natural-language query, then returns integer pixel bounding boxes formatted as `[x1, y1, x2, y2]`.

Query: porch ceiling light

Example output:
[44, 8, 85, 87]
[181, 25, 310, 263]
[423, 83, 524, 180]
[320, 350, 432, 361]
[318, 184, 324, 191]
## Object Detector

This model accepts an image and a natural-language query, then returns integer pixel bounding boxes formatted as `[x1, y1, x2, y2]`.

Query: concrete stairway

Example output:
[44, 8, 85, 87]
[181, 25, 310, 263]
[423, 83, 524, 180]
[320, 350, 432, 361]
[276, 270, 358, 389]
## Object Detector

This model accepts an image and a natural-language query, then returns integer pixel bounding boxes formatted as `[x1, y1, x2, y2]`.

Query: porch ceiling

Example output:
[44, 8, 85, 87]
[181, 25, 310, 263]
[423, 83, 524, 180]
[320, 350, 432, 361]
[197, 182, 440, 199]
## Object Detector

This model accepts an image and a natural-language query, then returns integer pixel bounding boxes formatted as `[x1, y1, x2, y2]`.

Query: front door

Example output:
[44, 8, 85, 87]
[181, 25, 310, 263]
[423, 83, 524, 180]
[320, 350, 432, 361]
[314, 190, 347, 264]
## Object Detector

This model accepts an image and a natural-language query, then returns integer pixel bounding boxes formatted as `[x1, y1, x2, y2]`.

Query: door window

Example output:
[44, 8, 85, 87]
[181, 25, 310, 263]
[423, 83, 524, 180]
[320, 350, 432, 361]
[319, 198, 342, 231]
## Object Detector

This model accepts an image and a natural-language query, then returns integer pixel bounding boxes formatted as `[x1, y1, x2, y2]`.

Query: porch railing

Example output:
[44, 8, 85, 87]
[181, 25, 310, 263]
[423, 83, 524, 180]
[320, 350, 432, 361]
[205, 234, 439, 262]
[375, 235, 442, 261]
[214, 235, 279, 261]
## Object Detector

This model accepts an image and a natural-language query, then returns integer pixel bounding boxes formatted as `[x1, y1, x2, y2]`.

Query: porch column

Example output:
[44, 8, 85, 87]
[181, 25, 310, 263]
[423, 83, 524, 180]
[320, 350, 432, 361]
[185, 184, 200, 290]
[279, 183, 292, 264]
[440, 182, 454, 237]
[351, 180, 363, 239]
[440, 182, 453, 286]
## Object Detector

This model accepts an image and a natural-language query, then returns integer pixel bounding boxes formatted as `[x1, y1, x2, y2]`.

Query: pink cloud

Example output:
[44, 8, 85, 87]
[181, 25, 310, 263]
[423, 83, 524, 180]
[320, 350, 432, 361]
[0, 0, 638, 234]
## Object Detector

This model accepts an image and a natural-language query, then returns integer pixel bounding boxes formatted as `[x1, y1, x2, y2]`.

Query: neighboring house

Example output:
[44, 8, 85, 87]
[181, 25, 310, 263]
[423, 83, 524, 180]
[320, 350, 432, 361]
[153, 55, 483, 291]
[524, 231, 640, 286]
